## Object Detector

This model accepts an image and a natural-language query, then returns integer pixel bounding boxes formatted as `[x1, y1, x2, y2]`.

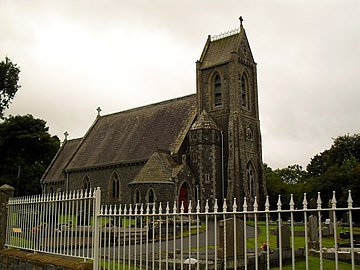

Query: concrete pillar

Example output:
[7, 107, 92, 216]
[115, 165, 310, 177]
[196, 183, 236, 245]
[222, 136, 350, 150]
[0, 184, 15, 249]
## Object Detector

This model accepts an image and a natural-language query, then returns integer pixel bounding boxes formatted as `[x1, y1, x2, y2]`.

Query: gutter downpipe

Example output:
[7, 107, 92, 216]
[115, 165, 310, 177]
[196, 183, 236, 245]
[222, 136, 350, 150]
[221, 131, 225, 204]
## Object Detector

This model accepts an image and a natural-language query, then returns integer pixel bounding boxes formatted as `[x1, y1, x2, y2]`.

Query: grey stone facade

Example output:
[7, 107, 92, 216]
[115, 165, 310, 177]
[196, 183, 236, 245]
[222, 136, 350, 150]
[42, 20, 267, 209]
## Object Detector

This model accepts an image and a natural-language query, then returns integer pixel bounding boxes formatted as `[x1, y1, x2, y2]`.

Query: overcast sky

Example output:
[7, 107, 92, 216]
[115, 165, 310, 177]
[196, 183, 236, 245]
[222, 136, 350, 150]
[1, 0, 359, 169]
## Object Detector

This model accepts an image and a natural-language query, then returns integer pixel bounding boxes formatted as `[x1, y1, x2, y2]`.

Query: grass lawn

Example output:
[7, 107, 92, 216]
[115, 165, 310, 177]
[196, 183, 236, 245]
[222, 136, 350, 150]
[271, 256, 360, 269]
[246, 220, 359, 250]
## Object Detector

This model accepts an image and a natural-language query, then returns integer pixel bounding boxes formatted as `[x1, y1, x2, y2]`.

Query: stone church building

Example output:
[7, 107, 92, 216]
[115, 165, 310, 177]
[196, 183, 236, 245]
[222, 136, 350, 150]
[41, 19, 267, 209]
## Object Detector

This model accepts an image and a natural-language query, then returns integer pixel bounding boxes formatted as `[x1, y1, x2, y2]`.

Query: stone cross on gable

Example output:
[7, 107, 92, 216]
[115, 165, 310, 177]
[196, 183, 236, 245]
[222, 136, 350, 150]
[64, 131, 69, 141]
[97, 107, 102, 117]
[239, 16, 243, 26]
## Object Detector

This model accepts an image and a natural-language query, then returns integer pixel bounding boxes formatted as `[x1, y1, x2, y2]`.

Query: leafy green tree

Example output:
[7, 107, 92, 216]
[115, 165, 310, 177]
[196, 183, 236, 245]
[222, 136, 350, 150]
[276, 164, 306, 185]
[307, 134, 360, 177]
[306, 134, 360, 209]
[0, 114, 60, 196]
[0, 57, 21, 119]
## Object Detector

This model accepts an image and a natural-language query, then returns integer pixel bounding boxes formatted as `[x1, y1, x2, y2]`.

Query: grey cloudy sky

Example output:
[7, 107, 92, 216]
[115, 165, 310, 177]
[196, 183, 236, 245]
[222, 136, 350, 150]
[1, 0, 359, 169]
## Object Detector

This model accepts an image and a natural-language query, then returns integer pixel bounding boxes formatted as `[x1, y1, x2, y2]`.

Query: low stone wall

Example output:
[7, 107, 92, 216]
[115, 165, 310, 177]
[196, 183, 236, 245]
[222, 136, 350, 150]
[0, 249, 92, 270]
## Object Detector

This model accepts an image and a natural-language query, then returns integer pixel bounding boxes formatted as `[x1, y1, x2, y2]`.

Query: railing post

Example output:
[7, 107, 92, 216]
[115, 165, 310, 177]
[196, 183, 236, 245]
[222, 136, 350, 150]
[93, 187, 101, 270]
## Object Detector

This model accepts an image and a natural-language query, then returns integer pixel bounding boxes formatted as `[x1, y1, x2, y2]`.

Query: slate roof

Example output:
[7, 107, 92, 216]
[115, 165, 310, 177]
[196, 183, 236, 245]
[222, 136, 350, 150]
[200, 33, 240, 69]
[129, 151, 183, 184]
[190, 110, 220, 130]
[41, 138, 82, 183]
[66, 94, 197, 171]
[199, 26, 254, 70]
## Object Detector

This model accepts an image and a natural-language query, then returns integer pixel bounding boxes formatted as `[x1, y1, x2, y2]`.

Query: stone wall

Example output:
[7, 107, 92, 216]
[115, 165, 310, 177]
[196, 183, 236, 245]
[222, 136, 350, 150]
[0, 184, 14, 249]
[0, 249, 92, 270]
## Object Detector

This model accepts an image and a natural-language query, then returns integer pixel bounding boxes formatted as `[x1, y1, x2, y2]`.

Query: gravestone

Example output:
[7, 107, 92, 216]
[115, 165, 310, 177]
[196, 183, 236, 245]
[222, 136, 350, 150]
[309, 198, 316, 215]
[308, 215, 318, 248]
[218, 217, 244, 258]
[277, 224, 290, 250]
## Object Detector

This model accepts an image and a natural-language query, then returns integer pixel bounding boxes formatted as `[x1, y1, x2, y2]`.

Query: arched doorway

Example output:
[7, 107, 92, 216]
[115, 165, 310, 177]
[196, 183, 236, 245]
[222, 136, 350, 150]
[178, 183, 189, 212]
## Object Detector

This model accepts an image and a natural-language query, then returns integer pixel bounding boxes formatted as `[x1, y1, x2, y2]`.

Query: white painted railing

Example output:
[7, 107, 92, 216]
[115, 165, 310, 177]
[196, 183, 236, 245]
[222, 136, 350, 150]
[5, 189, 360, 269]
[5, 188, 100, 261]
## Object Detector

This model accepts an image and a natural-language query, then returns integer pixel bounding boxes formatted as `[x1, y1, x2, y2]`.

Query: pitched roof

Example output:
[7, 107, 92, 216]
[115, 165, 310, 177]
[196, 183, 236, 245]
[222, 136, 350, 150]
[66, 94, 197, 170]
[129, 151, 182, 184]
[199, 26, 254, 69]
[41, 138, 82, 183]
[190, 110, 220, 130]
[200, 33, 240, 69]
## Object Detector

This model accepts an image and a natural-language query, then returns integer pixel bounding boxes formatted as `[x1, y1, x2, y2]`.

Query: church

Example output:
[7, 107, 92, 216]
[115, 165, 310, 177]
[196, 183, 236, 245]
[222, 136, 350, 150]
[41, 18, 267, 209]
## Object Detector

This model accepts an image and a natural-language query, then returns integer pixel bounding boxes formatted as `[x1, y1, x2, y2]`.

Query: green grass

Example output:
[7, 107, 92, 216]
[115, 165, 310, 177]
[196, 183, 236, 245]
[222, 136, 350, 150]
[100, 260, 141, 270]
[271, 256, 360, 269]
[9, 235, 34, 247]
[245, 221, 358, 250]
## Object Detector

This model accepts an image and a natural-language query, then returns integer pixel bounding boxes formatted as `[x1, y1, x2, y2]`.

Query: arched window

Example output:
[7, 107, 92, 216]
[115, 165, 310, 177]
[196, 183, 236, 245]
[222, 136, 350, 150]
[110, 172, 120, 199]
[214, 74, 222, 107]
[134, 189, 141, 204]
[82, 175, 91, 192]
[147, 188, 156, 204]
[240, 74, 249, 109]
[246, 162, 256, 198]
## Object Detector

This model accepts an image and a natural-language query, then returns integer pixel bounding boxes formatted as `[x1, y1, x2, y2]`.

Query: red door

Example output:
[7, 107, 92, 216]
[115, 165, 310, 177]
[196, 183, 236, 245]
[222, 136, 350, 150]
[178, 184, 188, 212]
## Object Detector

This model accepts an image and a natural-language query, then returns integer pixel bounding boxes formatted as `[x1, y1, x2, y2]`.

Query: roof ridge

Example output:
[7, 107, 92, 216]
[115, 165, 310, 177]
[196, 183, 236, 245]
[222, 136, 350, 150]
[210, 27, 240, 42]
[100, 93, 196, 119]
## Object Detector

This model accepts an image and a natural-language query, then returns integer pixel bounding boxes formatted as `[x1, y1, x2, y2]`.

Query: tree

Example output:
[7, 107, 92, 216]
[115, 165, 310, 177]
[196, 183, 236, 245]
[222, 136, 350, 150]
[307, 134, 360, 177]
[276, 164, 306, 185]
[0, 114, 60, 196]
[306, 134, 360, 209]
[0, 57, 21, 119]
[265, 164, 307, 211]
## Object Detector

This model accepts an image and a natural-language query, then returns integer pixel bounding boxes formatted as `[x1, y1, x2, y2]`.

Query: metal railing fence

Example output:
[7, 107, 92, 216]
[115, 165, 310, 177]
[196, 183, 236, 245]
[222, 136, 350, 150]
[5, 188, 100, 260]
[5, 188, 360, 270]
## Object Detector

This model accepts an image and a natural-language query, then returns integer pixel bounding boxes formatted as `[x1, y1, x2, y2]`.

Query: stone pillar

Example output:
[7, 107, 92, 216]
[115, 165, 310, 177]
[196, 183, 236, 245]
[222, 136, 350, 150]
[0, 184, 15, 249]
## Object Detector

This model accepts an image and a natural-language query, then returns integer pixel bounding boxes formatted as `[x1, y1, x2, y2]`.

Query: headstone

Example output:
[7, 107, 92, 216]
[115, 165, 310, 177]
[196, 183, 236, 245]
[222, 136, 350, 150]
[218, 217, 244, 258]
[277, 224, 290, 250]
[322, 225, 330, 237]
[308, 215, 318, 248]
[309, 198, 316, 215]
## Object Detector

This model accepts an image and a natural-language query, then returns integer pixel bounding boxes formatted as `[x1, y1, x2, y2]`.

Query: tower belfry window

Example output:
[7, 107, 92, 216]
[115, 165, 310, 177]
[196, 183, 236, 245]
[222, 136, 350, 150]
[241, 74, 248, 108]
[214, 74, 222, 107]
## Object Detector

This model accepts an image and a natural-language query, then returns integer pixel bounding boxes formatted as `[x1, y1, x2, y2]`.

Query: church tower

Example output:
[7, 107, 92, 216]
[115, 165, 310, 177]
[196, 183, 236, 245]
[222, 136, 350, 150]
[195, 18, 267, 206]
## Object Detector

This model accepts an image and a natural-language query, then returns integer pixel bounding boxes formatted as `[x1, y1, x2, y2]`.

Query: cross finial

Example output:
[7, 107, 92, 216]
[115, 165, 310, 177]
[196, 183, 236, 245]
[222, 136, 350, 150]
[239, 16, 243, 26]
[96, 107, 102, 117]
[64, 131, 69, 141]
